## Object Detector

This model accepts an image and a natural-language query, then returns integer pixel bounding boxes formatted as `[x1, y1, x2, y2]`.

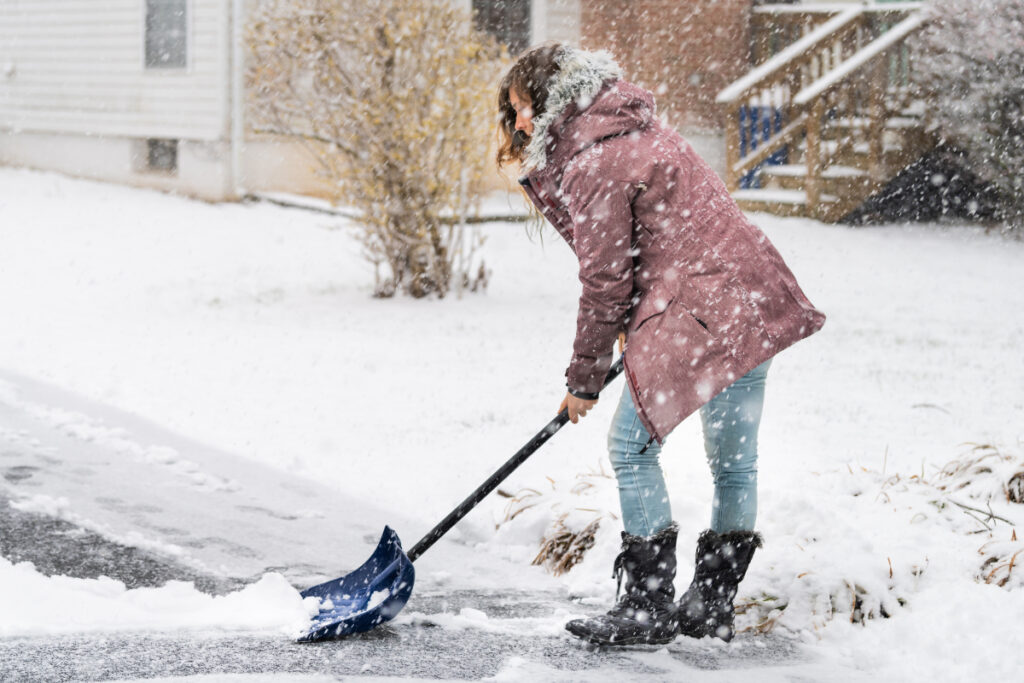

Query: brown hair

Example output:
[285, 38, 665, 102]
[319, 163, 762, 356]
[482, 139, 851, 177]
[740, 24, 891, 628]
[496, 44, 564, 169]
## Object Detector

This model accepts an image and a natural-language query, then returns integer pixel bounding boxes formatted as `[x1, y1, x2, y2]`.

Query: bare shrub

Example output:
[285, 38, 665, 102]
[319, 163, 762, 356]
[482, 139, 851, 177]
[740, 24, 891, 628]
[247, 0, 507, 297]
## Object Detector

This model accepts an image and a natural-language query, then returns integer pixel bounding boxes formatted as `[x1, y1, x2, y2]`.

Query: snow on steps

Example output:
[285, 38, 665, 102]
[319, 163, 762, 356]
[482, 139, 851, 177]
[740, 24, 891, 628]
[733, 188, 839, 206]
[734, 188, 843, 219]
[828, 115, 923, 130]
[761, 164, 868, 179]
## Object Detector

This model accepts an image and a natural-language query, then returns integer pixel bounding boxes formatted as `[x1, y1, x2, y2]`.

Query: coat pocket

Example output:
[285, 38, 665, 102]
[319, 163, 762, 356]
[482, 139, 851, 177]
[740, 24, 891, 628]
[627, 290, 714, 365]
[630, 290, 674, 332]
[630, 287, 710, 337]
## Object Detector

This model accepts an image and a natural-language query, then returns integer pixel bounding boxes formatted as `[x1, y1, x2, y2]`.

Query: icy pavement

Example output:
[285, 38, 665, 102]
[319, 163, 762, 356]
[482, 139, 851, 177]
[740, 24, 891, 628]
[0, 488, 240, 595]
[0, 370, 841, 682]
[0, 619, 807, 682]
[0, 368, 393, 589]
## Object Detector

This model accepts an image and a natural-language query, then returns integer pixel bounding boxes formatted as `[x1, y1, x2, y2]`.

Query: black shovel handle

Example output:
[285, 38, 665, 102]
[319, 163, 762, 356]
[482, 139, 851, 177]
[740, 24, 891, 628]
[406, 356, 625, 562]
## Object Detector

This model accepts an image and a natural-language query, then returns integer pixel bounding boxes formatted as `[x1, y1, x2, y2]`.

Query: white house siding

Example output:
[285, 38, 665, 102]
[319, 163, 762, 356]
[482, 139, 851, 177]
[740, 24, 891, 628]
[0, 0, 585, 201]
[531, 0, 580, 46]
[453, 0, 580, 50]
[0, 0, 234, 199]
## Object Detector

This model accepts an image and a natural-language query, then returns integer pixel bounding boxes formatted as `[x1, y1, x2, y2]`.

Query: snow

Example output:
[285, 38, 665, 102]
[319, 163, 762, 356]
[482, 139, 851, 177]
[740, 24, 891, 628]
[730, 188, 839, 205]
[1, 168, 1023, 679]
[0, 557, 317, 637]
[762, 164, 866, 179]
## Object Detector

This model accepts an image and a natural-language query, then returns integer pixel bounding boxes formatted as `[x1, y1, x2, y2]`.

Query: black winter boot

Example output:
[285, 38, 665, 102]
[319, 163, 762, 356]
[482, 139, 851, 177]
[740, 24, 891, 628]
[676, 529, 762, 642]
[565, 523, 678, 646]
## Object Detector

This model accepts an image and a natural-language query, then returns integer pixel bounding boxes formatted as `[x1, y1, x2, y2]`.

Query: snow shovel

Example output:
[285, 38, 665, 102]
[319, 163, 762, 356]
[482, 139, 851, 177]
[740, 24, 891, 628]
[297, 356, 625, 642]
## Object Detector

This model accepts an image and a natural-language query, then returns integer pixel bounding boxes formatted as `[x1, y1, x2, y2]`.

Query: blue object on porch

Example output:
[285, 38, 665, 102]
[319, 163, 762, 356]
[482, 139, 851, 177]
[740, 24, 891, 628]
[738, 106, 788, 189]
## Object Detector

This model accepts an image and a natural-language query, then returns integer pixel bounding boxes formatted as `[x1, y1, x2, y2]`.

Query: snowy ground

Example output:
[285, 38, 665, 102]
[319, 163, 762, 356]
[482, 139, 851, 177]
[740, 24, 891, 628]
[1, 167, 1022, 681]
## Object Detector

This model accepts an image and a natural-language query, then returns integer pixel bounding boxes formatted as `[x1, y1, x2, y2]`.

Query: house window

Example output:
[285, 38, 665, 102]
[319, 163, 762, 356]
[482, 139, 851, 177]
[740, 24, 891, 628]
[146, 139, 178, 173]
[145, 0, 188, 69]
[472, 0, 531, 55]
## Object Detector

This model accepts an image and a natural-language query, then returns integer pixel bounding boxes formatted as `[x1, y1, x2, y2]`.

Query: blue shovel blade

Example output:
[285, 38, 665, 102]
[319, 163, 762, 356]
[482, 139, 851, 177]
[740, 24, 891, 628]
[297, 526, 415, 642]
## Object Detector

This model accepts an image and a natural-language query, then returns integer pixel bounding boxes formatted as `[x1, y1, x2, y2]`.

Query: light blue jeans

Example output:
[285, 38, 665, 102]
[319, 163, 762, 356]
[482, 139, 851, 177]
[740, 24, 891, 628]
[608, 360, 771, 537]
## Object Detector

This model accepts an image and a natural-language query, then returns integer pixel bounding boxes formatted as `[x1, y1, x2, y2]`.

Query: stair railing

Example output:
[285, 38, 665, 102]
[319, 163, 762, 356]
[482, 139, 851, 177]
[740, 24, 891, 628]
[717, 2, 927, 219]
[718, 4, 867, 193]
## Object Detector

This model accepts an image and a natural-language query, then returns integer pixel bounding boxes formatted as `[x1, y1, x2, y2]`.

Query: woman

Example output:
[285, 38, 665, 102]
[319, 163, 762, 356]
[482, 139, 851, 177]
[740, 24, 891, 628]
[497, 45, 825, 646]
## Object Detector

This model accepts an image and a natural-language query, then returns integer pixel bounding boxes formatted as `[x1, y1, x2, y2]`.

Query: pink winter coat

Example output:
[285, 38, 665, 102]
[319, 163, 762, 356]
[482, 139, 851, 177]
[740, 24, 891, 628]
[519, 56, 825, 442]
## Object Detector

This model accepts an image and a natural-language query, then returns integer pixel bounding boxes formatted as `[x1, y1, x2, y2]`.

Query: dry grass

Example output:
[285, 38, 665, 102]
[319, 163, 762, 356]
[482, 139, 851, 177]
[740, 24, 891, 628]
[912, 443, 1021, 533]
[496, 486, 544, 524]
[1007, 471, 1024, 504]
[925, 444, 1024, 587]
[531, 513, 606, 576]
[930, 443, 1011, 492]
[735, 593, 785, 635]
[981, 547, 1024, 586]
[929, 442, 1024, 505]
[497, 462, 617, 576]
[979, 529, 1024, 587]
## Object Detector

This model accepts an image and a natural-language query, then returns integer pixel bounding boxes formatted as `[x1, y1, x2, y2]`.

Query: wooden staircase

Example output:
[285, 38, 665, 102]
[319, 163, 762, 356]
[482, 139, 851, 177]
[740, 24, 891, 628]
[718, 1, 934, 222]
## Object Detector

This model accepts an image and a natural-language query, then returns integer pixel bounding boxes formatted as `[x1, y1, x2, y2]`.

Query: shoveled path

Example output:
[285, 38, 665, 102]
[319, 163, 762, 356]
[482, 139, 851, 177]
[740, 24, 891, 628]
[0, 370, 815, 682]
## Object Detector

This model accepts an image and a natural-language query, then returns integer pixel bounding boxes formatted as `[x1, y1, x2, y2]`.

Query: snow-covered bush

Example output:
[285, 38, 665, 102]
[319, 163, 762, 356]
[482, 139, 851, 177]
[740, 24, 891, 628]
[910, 0, 1024, 232]
[246, 0, 506, 297]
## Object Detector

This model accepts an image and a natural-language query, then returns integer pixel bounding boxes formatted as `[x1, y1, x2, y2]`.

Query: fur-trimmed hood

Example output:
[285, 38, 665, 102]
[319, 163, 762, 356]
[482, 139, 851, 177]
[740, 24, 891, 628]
[522, 47, 634, 173]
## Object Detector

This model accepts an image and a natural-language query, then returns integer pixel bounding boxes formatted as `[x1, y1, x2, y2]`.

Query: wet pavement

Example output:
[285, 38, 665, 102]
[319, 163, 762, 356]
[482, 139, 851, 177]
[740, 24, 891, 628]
[0, 627, 802, 682]
[0, 493, 805, 681]
[0, 489, 242, 594]
[0, 370, 809, 681]
[0, 628, 804, 682]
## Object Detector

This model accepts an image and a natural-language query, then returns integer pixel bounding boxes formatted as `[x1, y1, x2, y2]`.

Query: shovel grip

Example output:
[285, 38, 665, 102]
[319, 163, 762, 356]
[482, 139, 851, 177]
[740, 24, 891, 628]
[406, 356, 625, 563]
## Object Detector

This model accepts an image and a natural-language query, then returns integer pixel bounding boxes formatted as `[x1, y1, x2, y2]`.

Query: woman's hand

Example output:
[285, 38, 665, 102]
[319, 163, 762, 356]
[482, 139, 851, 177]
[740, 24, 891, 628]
[559, 392, 598, 424]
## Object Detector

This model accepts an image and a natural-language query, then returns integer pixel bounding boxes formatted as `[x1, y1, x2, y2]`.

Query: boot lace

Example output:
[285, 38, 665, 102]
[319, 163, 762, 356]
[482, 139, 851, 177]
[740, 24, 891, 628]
[612, 549, 627, 599]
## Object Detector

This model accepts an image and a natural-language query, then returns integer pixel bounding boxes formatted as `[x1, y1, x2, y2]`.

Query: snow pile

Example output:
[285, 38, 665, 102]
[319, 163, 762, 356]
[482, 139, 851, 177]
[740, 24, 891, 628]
[490, 442, 1024, 680]
[0, 557, 318, 637]
[503, 441, 1024, 633]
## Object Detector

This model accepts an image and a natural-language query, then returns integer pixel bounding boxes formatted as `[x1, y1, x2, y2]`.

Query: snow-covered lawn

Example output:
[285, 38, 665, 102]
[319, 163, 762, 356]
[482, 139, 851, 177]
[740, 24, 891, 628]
[1, 168, 1022, 680]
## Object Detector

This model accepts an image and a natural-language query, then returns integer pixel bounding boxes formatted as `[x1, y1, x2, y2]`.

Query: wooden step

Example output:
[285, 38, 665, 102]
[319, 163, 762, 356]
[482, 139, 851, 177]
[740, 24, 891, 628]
[759, 163, 871, 193]
[827, 115, 923, 131]
[761, 164, 868, 179]
[885, 116, 924, 129]
[733, 188, 840, 218]
[787, 140, 907, 171]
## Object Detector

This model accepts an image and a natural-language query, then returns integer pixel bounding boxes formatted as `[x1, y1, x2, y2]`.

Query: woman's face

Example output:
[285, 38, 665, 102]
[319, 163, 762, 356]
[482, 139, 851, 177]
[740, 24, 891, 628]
[509, 88, 534, 137]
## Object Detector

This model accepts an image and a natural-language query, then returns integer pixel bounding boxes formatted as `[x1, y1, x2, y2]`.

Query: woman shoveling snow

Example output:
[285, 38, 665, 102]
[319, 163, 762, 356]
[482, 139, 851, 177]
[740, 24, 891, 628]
[496, 44, 826, 646]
